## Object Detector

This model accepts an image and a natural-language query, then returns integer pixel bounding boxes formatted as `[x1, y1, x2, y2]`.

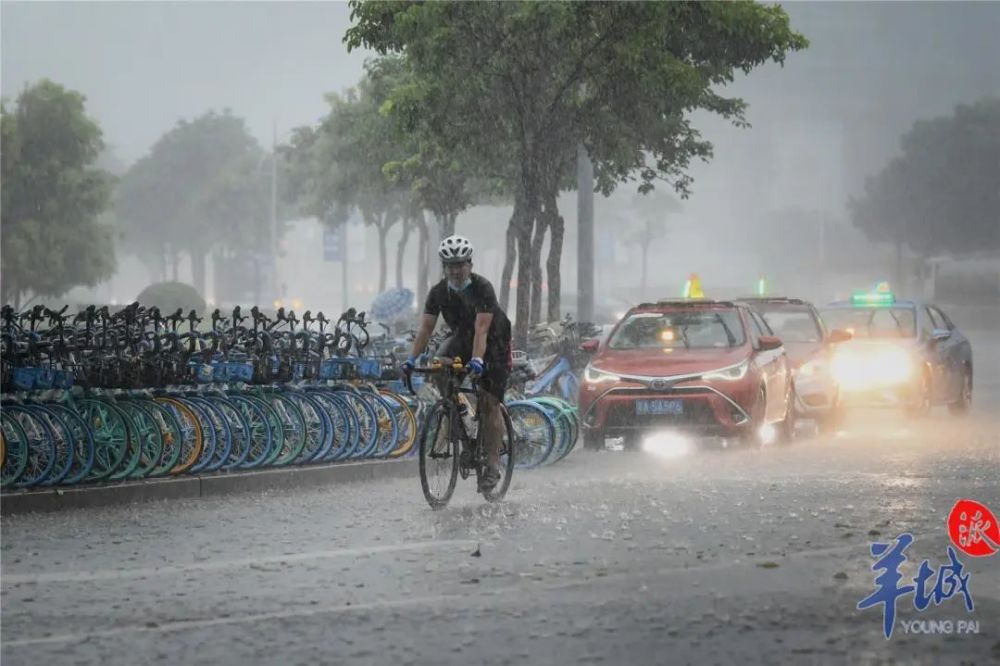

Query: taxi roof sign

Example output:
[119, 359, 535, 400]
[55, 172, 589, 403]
[851, 290, 895, 306]
[683, 273, 704, 299]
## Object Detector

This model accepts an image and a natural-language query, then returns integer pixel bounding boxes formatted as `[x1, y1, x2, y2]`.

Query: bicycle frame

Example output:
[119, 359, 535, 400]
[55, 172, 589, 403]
[525, 355, 579, 402]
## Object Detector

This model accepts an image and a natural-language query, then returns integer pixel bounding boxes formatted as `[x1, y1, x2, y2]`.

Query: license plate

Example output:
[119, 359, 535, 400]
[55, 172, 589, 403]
[636, 399, 684, 416]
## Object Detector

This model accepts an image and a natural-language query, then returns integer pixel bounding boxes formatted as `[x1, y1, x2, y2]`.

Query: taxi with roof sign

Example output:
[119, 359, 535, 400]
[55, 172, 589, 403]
[737, 294, 851, 433]
[819, 284, 973, 415]
[578, 276, 794, 450]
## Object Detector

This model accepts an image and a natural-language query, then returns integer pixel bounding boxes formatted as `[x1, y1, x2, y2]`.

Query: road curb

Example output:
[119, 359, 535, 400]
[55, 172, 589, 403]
[0, 459, 417, 516]
[198, 458, 416, 497]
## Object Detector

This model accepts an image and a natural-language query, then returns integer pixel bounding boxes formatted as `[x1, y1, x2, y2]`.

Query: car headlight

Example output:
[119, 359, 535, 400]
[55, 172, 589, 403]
[831, 345, 913, 389]
[584, 365, 620, 384]
[796, 358, 828, 378]
[702, 359, 750, 381]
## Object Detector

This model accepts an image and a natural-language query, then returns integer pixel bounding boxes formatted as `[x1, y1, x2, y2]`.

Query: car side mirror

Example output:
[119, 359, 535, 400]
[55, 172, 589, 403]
[827, 328, 853, 344]
[931, 328, 951, 342]
[579, 339, 599, 354]
[758, 335, 783, 352]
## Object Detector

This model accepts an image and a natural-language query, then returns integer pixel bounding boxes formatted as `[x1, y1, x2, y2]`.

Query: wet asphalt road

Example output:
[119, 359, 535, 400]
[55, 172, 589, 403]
[2, 333, 999, 665]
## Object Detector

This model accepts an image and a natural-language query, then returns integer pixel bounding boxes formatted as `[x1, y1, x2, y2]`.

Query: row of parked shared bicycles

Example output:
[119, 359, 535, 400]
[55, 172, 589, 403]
[0, 302, 588, 490]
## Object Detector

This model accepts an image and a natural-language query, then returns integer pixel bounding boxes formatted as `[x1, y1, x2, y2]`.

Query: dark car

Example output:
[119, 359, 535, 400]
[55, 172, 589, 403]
[819, 293, 973, 416]
[737, 297, 852, 432]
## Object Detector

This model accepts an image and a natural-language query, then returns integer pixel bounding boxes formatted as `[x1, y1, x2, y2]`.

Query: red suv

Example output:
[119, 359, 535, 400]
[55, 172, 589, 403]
[579, 300, 794, 450]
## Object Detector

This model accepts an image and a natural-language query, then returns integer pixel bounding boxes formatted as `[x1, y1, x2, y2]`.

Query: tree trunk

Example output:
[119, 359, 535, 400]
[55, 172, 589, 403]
[169, 247, 179, 282]
[576, 144, 595, 322]
[395, 217, 412, 290]
[377, 217, 389, 294]
[514, 216, 535, 350]
[416, 213, 430, 305]
[640, 221, 650, 300]
[512, 190, 539, 349]
[499, 205, 519, 311]
[545, 195, 565, 323]
[528, 212, 549, 327]
[190, 246, 207, 298]
[441, 213, 456, 238]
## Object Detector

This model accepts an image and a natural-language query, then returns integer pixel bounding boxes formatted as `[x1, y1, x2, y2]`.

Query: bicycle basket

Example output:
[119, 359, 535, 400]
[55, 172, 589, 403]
[188, 361, 214, 384]
[319, 358, 351, 380]
[357, 358, 382, 380]
[53, 368, 75, 389]
[210, 359, 230, 383]
[32, 366, 56, 389]
[11, 367, 38, 391]
[227, 361, 254, 382]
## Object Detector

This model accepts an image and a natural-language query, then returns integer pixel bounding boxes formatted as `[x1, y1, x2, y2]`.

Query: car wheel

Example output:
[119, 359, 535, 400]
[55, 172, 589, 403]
[776, 386, 797, 445]
[904, 371, 932, 418]
[817, 396, 845, 436]
[740, 386, 767, 448]
[583, 428, 604, 451]
[947, 368, 972, 416]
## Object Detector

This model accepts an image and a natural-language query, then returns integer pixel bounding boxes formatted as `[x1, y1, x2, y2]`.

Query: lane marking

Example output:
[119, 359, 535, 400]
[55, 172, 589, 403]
[2, 593, 462, 648]
[7, 532, 996, 649]
[1, 539, 477, 585]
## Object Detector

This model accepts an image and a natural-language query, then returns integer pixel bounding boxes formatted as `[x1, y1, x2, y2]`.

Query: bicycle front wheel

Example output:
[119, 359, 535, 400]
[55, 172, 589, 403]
[482, 402, 516, 503]
[418, 401, 459, 509]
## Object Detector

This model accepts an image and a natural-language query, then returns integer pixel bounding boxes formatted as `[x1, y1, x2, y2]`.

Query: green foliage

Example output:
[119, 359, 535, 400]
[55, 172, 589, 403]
[116, 110, 268, 290]
[1, 80, 115, 306]
[346, 1, 808, 199]
[851, 97, 1000, 257]
[346, 1, 807, 341]
[136, 281, 206, 314]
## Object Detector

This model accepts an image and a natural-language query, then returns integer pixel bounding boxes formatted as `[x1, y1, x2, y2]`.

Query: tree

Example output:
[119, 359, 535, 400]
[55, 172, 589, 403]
[346, 1, 808, 346]
[116, 111, 267, 296]
[624, 191, 681, 299]
[1, 80, 115, 307]
[136, 281, 206, 313]
[287, 77, 412, 294]
[850, 98, 1000, 287]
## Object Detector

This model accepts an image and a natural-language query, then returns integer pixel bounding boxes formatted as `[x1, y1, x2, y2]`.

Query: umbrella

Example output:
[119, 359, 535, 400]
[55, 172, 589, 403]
[370, 288, 415, 323]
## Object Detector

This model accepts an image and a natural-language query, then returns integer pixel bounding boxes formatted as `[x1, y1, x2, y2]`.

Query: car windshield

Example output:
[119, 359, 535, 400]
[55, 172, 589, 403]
[820, 306, 917, 339]
[759, 307, 823, 343]
[608, 310, 746, 349]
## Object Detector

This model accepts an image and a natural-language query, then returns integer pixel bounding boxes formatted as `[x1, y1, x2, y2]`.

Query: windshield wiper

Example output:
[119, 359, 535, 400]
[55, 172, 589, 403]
[676, 325, 691, 348]
[714, 314, 737, 347]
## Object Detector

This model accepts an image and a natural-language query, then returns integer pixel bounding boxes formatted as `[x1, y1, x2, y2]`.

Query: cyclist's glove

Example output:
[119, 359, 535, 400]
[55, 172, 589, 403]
[467, 357, 485, 376]
[400, 358, 416, 374]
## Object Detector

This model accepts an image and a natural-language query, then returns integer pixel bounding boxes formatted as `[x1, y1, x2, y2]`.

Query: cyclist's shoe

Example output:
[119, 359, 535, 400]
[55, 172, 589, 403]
[478, 464, 501, 493]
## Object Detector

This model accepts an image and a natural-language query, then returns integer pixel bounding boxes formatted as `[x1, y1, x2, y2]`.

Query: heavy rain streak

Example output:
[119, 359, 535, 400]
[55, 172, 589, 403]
[2, 2, 999, 665]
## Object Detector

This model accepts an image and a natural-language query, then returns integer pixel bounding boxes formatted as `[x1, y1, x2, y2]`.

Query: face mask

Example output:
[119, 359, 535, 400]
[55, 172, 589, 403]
[448, 277, 472, 292]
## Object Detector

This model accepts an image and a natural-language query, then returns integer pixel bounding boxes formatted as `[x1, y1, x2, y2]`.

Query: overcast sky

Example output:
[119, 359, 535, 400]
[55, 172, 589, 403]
[4, 1, 999, 301]
[4, 1, 997, 178]
[2, 1, 372, 162]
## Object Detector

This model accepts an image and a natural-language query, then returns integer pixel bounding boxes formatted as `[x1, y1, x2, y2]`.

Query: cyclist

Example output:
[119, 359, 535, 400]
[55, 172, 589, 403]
[402, 235, 512, 492]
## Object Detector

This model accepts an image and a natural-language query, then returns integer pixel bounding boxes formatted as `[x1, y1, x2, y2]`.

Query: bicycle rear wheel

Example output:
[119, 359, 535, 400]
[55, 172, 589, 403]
[506, 400, 556, 468]
[1, 411, 30, 488]
[418, 401, 459, 509]
[481, 402, 515, 503]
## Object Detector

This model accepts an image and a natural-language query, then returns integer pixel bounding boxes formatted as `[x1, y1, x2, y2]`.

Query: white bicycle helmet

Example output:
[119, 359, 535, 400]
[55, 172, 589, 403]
[438, 235, 474, 264]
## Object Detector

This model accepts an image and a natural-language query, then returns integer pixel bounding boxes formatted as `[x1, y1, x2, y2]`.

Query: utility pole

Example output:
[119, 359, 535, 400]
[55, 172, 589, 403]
[270, 120, 279, 304]
[341, 222, 349, 312]
[577, 144, 594, 322]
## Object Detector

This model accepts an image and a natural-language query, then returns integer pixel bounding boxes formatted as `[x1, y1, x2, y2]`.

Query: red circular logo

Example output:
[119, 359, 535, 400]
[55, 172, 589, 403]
[947, 499, 1000, 557]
